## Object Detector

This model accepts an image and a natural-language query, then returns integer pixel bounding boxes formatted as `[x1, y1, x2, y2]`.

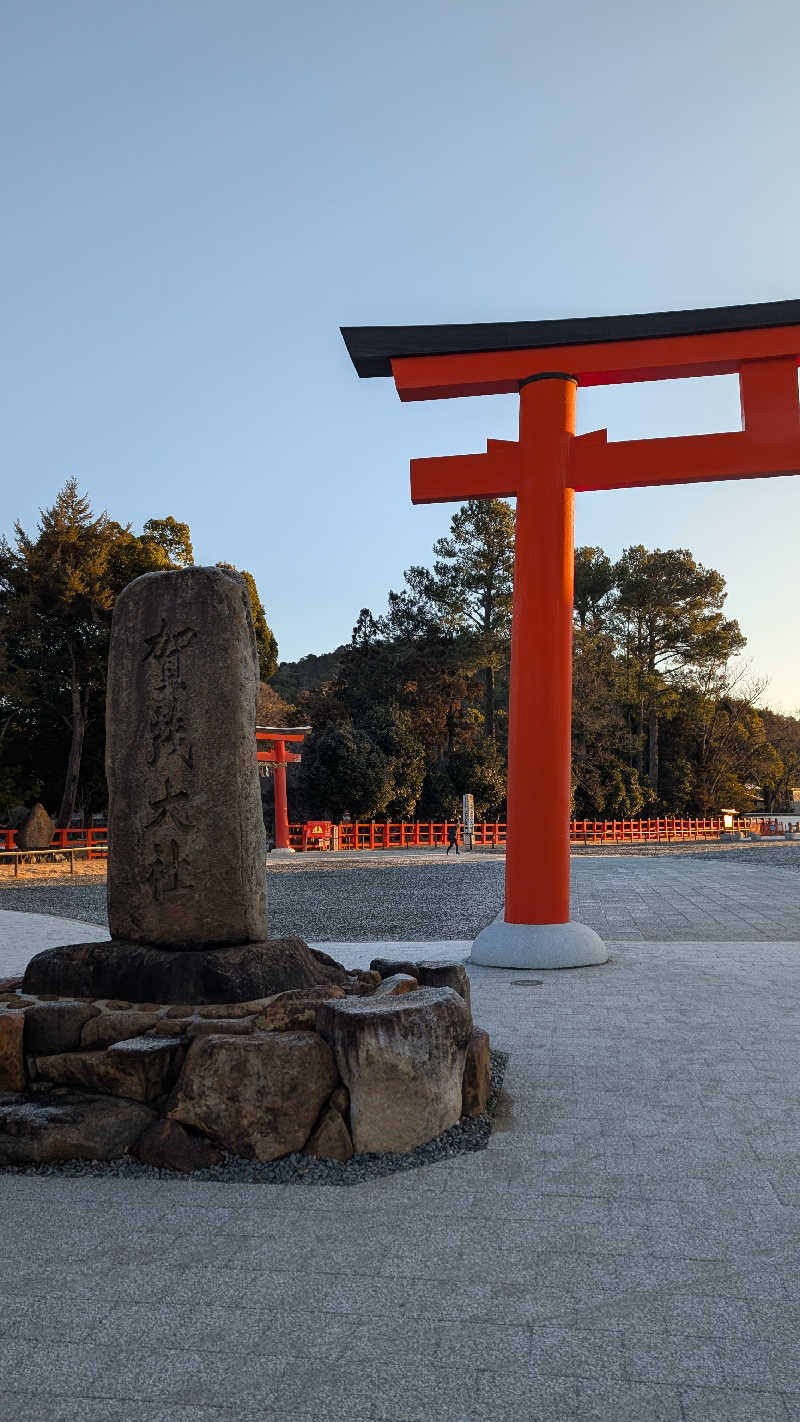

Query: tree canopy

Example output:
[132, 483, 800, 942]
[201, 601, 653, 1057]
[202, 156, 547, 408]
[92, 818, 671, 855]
[0, 482, 276, 822]
[3, 480, 798, 828]
[274, 516, 798, 823]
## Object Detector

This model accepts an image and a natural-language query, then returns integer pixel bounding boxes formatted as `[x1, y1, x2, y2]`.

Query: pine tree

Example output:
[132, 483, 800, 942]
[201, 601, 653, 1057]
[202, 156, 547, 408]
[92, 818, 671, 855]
[402, 498, 514, 740]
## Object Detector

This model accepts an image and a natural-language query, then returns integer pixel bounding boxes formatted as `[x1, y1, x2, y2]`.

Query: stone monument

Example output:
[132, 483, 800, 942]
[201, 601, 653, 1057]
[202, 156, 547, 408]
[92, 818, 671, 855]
[106, 565, 268, 946]
[4, 574, 491, 1168]
[24, 566, 345, 1003]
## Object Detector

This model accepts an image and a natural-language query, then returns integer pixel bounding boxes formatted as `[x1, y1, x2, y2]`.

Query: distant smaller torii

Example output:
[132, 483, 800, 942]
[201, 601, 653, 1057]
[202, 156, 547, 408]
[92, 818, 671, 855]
[256, 726, 310, 857]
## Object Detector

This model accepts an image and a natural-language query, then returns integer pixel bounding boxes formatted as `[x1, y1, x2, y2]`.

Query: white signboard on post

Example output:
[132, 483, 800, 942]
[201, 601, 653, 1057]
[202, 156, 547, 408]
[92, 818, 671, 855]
[462, 793, 475, 851]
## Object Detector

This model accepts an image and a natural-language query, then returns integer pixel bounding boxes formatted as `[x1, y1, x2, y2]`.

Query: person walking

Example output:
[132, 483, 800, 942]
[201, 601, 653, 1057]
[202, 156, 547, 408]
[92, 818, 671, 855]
[446, 823, 459, 855]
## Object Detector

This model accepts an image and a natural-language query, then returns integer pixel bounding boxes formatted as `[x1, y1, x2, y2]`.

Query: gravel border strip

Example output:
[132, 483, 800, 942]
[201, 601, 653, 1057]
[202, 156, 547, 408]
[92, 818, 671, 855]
[0, 1050, 509, 1186]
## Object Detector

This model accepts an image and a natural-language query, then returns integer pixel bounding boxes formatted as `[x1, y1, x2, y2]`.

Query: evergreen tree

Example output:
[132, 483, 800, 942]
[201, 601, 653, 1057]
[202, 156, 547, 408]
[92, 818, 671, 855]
[298, 722, 394, 820]
[573, 546, 614, 631]
[612, 546, 745, 801]
[0, 481, 196, 823]
[401, 498, 514, 740]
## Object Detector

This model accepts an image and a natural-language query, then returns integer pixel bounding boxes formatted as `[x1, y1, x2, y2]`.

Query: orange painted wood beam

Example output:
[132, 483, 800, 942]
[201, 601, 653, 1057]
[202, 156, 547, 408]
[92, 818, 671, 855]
[410, 442, 522, 503]
[391, 326, 800, 401]
[570, 429, 800, 492]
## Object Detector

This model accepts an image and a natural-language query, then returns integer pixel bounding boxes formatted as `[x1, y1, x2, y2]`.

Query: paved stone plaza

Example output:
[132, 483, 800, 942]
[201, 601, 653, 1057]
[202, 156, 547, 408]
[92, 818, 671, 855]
[2, 848, 800, 1418]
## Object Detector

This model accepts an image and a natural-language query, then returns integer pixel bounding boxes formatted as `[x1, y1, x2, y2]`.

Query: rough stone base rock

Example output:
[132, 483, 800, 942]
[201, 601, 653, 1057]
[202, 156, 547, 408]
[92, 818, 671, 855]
[0, 1013, 26, 1091]
[132, 1118, 222, 1173]
[16, 803, 56, 851]
[36, 1036, 185, 1102]
[462, 1027, 491, 1117]
[372, 974, 420, 998]
[81, 1010, 162, 1050]
[23, 937, 347, 1004]
[370, 958, 420, 981]
[417, 961, 471, 1012]
[302, 1106, 353, 1162]
[0, 1090, 155, 1164]
[253, 985, 346, 1032]
[317, 987, 472, 1154]
[168, 1031, 339, 1161]
[24, 1001, 100, 1056]
[185, 1017, 255, 1039]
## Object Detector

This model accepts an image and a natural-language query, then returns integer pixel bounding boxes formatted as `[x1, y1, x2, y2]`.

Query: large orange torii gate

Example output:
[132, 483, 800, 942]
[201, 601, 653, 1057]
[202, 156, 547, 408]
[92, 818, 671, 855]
[342, 298, 800, 967]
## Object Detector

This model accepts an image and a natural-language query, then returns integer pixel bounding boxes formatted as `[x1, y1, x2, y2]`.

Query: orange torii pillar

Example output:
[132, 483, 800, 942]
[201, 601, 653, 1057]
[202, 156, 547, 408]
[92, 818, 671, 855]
[256, 726, 310, 858]
[342, 298, 800, 967]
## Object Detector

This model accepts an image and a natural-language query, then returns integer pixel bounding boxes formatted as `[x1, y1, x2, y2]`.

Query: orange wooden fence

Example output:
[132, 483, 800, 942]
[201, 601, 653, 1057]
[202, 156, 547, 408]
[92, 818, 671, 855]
[1, 817, 794, 858]
[0, 827, 108, 856]
[286, 815, 795, 850]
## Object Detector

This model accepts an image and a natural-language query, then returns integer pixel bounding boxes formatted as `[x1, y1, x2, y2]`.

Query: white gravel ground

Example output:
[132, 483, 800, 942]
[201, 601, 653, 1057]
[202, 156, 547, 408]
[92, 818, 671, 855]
[0, 852, 507, 941]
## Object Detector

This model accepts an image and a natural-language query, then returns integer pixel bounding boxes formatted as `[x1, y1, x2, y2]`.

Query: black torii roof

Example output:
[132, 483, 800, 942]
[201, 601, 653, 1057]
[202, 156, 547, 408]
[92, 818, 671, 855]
[341, 298, 800, 379]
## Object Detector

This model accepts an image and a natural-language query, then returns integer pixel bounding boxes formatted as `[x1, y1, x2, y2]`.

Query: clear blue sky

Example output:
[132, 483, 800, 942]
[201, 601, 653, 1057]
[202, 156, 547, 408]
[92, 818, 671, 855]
[3, 0, 799, 710]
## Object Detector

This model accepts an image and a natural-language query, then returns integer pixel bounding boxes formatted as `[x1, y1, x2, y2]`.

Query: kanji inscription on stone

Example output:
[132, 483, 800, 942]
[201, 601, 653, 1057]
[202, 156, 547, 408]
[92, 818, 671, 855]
[106, 566, 268, 947]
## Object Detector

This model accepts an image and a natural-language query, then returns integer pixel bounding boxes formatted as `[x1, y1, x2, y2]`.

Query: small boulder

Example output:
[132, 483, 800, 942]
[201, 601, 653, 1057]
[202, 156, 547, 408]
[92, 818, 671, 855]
[131, 1119, 222, 1173]
[303, 1106, 353, 1162]
[148, 1019, 192, 1036]
[16, 803, 56, 851]
[253, 985, 346, 1033]
[371, 974, 420, 998]
[0, 1012, 26, 1091]
[417, 960, 471, 1012]
[185, 1017, 255, 1039]
[354, 969, 382, 987]
[194, 1002, 261, 1020]
[329, 1085, 349, 1115]
[24, 1001, 100, 1056]
[36, 1036, 185, 1102]
[168, 1031, 339, 1161]
[81, 1010, 162, 1050]
[370, 958, 419, 981]
[0, 1090, 155, 1164]
[317, 988, 472, 1154]
[462, 1027, 491, 1117]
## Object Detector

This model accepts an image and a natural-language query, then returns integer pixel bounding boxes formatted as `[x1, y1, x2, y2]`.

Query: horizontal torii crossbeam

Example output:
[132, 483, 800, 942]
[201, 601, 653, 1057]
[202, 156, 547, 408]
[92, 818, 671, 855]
[341, 299, 800, 967]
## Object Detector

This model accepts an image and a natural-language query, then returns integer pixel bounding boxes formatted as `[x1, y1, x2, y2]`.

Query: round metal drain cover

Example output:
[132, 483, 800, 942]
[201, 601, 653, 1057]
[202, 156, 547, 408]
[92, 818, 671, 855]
[511, 978, 544, 987]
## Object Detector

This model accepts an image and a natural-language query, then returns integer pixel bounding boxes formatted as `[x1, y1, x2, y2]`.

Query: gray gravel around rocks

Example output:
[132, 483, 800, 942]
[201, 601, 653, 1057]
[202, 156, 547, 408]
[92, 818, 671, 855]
[0, 853, 507, 941]
[0, 1050, 509, 1186]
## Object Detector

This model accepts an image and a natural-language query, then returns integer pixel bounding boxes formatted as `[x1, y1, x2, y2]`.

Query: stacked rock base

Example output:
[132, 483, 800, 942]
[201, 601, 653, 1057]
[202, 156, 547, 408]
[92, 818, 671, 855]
[0, 956, 491, 1173]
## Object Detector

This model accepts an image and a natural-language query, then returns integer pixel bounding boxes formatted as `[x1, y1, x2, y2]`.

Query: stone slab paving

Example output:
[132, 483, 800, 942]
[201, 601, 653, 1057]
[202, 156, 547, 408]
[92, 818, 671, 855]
[3, 858, 800, 1417]
[571, 852, 800, 943]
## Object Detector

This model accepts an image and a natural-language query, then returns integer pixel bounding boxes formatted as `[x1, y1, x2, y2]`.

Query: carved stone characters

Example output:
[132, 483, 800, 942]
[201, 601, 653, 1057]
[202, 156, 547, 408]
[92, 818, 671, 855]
[106, 566, 268, 948]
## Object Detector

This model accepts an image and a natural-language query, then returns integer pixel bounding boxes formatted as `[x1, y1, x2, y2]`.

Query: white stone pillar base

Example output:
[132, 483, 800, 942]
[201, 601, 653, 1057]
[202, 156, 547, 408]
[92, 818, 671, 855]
[470, 911, 608, 969]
